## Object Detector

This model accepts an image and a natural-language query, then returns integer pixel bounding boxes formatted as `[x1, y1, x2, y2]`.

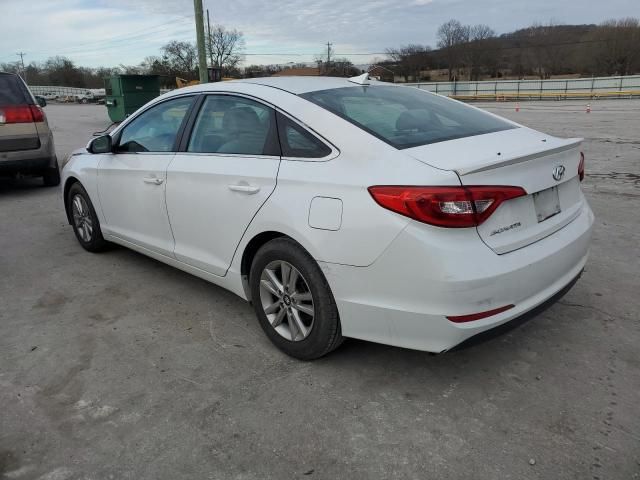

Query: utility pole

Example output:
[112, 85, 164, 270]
[206, 9, 212, 67]
[16, 52, 27, 83]
[193, 0, 208, 83]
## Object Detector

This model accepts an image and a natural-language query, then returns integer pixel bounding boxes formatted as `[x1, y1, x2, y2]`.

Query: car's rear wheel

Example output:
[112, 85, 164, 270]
[43, 160, 60, 187]
[249, 238, 343, 360]
[67, 182, 109, 252]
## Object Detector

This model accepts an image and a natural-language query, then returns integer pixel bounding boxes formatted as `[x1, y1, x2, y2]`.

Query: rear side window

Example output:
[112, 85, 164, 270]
[187, 95, 280, 156]
[301, 86, 515, 149]
[277, 113, 331, 158]
[0, 74, 29, 106]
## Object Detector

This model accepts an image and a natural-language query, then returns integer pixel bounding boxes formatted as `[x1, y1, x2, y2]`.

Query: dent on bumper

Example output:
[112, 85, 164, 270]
[321, 201, 594, 353]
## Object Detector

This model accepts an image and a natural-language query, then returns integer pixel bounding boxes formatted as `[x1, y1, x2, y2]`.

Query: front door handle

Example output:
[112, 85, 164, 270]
[143, 177, 164, 185]
[228, 183, 260, 194]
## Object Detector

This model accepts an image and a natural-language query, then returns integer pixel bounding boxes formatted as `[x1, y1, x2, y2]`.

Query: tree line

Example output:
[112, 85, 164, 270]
[384, 17, 640, 82]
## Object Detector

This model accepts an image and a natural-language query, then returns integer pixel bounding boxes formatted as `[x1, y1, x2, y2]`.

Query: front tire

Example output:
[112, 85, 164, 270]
[249, 238, 343, 360]
[67, 182, 109, 252]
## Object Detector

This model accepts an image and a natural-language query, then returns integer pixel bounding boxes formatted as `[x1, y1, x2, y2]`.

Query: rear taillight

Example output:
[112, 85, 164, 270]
[578, 152, 585, 182]
[368, 185, 527, 228]
[0, 105, 44, 124]
[29, 105, 45, 122]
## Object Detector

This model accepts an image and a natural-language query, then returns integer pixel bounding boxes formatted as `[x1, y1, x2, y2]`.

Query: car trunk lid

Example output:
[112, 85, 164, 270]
[405, 128, 584, 254]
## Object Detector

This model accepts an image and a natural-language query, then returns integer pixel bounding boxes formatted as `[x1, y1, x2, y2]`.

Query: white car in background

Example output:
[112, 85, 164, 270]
[61, 75, 593, 359]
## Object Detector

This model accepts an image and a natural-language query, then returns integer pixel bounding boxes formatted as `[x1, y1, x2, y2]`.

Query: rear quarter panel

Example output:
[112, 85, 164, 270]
[228, 84, 462, 269]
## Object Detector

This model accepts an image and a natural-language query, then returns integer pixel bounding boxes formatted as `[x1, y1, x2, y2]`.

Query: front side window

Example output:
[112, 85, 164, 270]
[301, 86, 515, 150]
[117, 96, 194, 153]
[187, 95, 279, 156]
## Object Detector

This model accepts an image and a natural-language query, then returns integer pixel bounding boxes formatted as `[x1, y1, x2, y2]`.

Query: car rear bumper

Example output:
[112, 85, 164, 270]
[0, 156, 56, 174]
[0, 127, 55, 175]
[320, 199, 594, 352]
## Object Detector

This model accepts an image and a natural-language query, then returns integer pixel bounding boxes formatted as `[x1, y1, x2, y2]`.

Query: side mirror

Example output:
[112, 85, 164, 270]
[36, 96, 47, 107]
[89, 135, 113, 154]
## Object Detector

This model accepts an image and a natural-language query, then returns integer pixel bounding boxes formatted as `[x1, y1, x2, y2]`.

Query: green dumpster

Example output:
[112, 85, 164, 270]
[104, 75, 160, 123]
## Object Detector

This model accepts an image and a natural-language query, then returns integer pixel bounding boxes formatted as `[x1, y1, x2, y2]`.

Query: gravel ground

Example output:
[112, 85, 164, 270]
[0, 100, 638, 480]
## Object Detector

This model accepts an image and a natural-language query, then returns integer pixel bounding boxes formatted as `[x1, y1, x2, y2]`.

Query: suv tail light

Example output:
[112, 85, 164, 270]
[368, 185, 527, 228]
[0, 105, 43, 124]
[578, 152, 585, 182]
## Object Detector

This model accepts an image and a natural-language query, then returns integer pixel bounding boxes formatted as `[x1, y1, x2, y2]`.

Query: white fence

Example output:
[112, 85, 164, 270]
[405, 75, 640, 99]
[28, 85, 106, 99]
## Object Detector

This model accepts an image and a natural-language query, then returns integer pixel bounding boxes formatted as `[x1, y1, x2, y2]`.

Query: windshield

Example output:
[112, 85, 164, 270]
[301, 86, 515, 149]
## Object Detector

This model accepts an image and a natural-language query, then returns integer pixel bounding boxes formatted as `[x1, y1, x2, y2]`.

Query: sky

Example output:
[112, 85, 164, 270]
[0, 0, 638, 68]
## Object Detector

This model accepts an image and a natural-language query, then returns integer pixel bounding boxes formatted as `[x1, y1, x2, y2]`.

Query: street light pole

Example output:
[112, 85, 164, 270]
[193, 0, 208, 83]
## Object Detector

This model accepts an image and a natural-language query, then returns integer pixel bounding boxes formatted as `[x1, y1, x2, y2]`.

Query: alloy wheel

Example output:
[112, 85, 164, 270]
[259, 260, 315, 342]
[72, 194, 93, 242]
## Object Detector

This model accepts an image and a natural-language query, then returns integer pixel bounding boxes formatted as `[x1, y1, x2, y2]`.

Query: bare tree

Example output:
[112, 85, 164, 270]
[591, 18, 640, 75]
[386, 44, 432, 82]
[161, 40, 198, 78]
[325, 57, 360, 77]
[521, 22, 570, 79]
[206, 25, 245, 75]
[466, 24, 496, 80]
[436, 19, 468, 80]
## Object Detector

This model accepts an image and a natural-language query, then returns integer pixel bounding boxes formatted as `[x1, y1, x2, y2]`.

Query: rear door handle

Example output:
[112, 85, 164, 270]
[143, 177, 164, 185]
[228, 184, 260, 194]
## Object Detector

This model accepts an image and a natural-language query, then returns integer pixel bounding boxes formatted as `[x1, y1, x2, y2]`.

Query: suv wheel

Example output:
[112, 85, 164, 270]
[249, 238, 343, 360]
[43, 160, 60, 187]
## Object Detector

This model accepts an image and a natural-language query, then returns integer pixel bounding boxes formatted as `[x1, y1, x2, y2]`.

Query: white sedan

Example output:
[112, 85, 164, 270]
[61, 75, 593, 359]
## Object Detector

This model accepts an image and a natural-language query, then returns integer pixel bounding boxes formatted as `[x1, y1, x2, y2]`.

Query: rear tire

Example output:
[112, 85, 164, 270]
[249, 237, 343, 360]
[43, 160, 60, 187]
[67, 182, 109, 252]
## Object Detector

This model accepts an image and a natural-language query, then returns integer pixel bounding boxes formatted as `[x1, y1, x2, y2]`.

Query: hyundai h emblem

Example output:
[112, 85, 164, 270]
[552, 165, 566, 181]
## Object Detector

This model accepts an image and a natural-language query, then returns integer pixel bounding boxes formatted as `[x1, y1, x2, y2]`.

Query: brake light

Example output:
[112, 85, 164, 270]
[29, 105, 45, 122]
[0, 105, 42, 124]
[578, 152, 585, 182]
[368, 185, 527, 228]
[447, 304, 515, 323]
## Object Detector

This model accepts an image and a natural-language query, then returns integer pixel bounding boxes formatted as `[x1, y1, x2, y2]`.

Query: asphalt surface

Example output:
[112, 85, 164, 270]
[1, 100, 638, 480]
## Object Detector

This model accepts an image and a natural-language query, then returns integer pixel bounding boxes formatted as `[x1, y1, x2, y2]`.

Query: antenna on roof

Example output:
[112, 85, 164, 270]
[348, 72, 370, 85]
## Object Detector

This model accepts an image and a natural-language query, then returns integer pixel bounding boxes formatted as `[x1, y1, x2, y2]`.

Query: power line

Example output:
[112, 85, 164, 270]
[24, 16, 194, 57]
[235, 37, 620, 58]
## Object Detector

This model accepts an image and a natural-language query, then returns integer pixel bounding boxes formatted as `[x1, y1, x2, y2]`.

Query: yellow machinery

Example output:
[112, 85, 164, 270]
[175, 77, 200, 88]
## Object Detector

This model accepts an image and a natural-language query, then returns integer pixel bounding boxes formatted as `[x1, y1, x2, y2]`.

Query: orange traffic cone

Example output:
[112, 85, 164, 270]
[586, 104, 591, 113]
[515, 102, 520, 112]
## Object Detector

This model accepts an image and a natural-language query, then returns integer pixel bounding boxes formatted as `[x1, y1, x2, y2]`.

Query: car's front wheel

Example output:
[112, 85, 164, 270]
[67, 182, 109, 252]
[249, 238, 343, 360]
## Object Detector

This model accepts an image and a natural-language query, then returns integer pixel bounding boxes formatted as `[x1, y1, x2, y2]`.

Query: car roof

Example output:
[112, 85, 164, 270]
[178, 76, 387, 96]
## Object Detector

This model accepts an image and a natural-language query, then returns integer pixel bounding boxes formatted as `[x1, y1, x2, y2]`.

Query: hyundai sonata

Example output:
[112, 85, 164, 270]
[61, 74, 593, 359]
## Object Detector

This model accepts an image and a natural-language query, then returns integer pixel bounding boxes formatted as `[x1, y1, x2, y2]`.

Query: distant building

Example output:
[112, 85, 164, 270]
[368, 65, 395, 83]
[272, 67, 321, 77]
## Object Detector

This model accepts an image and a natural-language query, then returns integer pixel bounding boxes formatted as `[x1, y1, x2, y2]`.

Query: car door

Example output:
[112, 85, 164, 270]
[97, 95, 194, 256]
[166, 94, 281, 276]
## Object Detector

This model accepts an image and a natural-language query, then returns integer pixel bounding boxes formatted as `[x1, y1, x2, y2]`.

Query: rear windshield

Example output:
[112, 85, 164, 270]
[0, 74, 30, 106]
[301, 86, 515, 149]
